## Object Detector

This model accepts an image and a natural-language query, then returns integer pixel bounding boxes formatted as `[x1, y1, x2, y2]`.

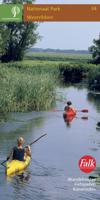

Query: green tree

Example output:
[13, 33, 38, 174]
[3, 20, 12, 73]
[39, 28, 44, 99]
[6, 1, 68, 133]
[89, 34, 100, 64]
[0, 0, 39, 62]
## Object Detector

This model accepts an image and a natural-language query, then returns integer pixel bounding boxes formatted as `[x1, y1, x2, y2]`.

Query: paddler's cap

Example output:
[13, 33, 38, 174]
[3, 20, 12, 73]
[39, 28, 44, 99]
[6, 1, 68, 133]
[17, 137, 25, 145]
[67, 101, 72, 106]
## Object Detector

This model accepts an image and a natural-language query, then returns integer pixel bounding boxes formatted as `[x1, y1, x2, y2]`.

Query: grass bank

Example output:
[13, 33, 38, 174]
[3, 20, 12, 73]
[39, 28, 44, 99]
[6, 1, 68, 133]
[14, 59, 97, 84]
[25, 52, 91, 63]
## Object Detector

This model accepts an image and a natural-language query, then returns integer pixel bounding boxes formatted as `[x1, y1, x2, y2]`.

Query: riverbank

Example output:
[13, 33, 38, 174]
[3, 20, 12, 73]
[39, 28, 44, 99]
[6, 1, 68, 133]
[0, 53, 100, 113]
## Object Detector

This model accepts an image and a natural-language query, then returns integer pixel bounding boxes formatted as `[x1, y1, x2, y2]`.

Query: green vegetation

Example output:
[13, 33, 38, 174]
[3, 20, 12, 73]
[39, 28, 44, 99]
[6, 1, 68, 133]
[0, 0, 39, 62]
[0, 52, 100, 113]
[25, 52, 100, 90]
[24, 52, 93, 83]
[0, 63, 57, 113]
[58, 62, 95, 83]
[25, 52, 91, 63]
[88, 65, 100, 91]
[0, 22, 39, 62]
[89, 35, 100, 64]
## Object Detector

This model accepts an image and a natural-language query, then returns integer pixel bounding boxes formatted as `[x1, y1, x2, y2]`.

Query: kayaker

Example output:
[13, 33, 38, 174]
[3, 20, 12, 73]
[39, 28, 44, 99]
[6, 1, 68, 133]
[64, 101, 76, 115]
[7, 137, 31, 161]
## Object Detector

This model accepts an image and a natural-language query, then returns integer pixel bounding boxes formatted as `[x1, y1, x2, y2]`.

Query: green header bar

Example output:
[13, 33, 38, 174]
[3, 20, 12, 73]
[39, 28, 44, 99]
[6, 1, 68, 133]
[0, 4, 22, 22]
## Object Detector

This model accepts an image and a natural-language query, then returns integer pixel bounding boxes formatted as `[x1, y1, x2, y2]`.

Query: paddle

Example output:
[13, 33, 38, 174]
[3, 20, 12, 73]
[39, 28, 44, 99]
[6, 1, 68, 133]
[77, 109, 88, 113]
[28, 133, 47, 146]
[81, 116, 88, 120]
[0, 133, 47, 167]
[51, 108, 88, 113]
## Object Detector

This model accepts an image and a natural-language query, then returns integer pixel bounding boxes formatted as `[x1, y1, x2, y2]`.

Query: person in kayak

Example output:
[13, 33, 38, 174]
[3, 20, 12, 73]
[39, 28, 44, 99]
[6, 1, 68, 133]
[63, 101, 76, 127]
[64, 101, 76, 115]
[7, 137, 31, 161]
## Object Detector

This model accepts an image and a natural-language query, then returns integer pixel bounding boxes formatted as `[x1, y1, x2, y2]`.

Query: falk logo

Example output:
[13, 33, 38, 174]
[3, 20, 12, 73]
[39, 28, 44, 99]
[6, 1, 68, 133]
[11, 6, 20, 18]
[78, 155, 96, 173]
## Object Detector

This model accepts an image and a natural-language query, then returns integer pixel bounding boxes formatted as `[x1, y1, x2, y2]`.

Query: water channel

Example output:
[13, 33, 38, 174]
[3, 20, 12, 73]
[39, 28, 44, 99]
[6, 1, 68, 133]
[0, 86, 100, 200]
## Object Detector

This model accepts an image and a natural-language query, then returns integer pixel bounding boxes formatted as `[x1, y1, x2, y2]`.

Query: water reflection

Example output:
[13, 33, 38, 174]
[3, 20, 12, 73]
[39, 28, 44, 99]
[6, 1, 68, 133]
[63, 115, 88, 128]
[0, 113, 10, 123]
[7, 171, 31, 184]
[63, 114, 75, 127]
[0, 112, 47, 154]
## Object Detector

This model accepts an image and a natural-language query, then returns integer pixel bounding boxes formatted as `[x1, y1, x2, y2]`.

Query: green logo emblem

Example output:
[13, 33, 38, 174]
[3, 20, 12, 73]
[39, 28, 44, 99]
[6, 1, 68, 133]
[11, 6, 21, 18]
[0, 4, 22, 22]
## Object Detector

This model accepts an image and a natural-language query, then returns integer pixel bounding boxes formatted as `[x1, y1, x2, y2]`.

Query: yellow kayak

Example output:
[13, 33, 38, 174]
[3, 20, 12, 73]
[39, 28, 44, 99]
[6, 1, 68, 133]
[6, 156, 31, 176]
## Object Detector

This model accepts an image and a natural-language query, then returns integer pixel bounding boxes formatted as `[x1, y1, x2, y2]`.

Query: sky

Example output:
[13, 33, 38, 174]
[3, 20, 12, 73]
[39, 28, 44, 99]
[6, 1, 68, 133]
[34, 0, 100, 50]
[35, 0, 100, 4]
[35, 22, 100, 50]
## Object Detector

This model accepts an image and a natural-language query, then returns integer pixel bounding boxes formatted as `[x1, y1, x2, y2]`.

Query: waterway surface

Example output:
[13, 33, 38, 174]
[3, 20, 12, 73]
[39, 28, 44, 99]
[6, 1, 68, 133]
[0, 86, 100, 200]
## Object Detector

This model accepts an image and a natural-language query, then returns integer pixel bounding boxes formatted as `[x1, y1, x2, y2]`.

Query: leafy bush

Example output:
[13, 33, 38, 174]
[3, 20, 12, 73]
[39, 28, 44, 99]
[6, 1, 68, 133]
[59, 63, 94, 83]
[88, 65, 100, 91]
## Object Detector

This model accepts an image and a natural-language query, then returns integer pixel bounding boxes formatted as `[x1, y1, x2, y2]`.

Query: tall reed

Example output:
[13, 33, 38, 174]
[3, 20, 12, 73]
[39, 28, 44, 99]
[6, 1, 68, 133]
[0, 64, 56, 113]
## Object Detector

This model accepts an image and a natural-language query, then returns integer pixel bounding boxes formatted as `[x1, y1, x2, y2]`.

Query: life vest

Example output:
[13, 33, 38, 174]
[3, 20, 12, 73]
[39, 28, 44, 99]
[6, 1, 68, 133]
[12, 147, 25, 161]
[64, 106, 76, 116]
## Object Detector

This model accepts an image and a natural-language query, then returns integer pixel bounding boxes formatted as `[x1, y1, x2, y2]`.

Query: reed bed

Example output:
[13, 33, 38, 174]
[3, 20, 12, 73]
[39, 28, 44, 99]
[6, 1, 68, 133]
[0, 64, 57, 113]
